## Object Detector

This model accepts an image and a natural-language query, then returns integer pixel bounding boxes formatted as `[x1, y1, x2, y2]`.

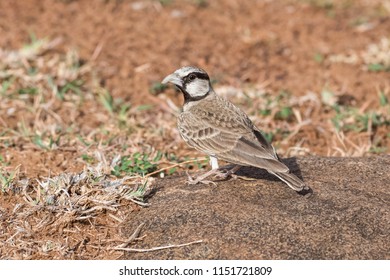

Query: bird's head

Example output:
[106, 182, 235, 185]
[162, 66, 212, 102]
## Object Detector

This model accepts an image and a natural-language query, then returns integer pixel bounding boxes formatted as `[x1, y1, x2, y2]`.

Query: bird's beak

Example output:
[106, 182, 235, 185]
[162, 72, 183, 88]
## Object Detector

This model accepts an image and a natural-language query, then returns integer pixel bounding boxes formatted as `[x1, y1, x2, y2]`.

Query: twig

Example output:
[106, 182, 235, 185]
[128, 198, 149, 207]
[282, 119, 311, 144]
[108, 213, 123, 223]
[115, 223, 145, 248]
[91, 41, 104, 61]
[146, 158, 207, 178]
[112, 239, 203, 252]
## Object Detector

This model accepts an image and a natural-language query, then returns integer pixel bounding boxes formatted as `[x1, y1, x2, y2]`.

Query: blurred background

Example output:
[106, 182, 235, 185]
[0, 0, 389, 176]
[0, 0, 389, 260]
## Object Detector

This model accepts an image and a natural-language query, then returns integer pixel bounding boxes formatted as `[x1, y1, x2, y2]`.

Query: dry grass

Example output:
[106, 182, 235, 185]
[330, 37, 390, 71]
[214, 82, 389, 157]
[0, 34, 389, 259]
[0, 37, 205, 259]
[0, 153, 154, 259]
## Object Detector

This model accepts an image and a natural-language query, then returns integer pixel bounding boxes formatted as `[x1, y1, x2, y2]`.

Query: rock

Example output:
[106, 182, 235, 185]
[122, 156, 390, 259]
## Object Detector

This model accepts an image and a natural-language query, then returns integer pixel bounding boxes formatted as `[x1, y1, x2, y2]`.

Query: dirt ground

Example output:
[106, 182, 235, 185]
[0, 0, 389, 259]
[122, 156, 390, 260]
[2, 0, 390, 169]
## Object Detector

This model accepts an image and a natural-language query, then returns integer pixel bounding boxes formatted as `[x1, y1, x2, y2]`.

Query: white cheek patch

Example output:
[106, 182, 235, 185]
[185, 79, 210, 98]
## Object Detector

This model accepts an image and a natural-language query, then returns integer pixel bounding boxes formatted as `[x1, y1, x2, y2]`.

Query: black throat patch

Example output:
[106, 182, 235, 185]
[182, 90, 209, 103]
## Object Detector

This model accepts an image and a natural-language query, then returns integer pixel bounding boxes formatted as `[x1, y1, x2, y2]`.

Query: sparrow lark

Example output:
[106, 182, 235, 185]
[162, 66, 309, 193]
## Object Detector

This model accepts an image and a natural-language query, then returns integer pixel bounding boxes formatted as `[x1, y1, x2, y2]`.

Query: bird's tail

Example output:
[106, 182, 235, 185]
[270, 171, 308, 192]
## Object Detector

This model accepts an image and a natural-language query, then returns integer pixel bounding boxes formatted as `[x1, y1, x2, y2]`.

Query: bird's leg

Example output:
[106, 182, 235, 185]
[214, 165, 257, 181]
[187, 165, 242, 185]
[214, 164, 241, 180]
[209, 156, 219, 170]
[186, 156, 244, 185]
[186, 169, 221, 186]
[186, 156, 224, 185]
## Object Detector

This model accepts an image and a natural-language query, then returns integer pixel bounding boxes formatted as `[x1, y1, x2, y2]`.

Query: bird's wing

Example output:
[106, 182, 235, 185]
[178, 109, 289, 173]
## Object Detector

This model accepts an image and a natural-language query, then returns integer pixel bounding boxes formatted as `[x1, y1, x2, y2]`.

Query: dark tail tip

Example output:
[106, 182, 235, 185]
[297, 186, 313, 197]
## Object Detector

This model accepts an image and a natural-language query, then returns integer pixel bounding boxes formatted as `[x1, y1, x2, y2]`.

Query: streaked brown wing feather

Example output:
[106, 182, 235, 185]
[178, 99, 289, 173]
[220, 136, 289, 172]
[178, 116, 238, 155]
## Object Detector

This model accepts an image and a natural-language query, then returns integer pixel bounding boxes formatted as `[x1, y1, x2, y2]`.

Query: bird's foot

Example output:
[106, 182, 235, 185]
[213, 170, 235, 180]
[213, 165, 242, 181]
[185, 165, 244, 186]
[186, 171, 217, 186]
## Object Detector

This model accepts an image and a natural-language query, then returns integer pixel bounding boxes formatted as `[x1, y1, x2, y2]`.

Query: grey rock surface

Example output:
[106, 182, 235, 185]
[122, 156, 390, 259]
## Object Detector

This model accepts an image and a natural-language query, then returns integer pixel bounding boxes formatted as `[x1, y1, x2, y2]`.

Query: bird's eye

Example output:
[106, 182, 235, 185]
[189, 73, 196, 81]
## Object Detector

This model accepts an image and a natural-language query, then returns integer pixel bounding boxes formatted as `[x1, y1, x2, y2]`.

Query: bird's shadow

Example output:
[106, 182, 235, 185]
[144, 157, 308, 200]
[219, 157, 312, 196]
[233, 157, 305, 182]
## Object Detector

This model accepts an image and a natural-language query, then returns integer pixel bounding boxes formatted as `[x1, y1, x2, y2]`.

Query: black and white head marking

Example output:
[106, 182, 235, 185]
[162, 66, 211, 103]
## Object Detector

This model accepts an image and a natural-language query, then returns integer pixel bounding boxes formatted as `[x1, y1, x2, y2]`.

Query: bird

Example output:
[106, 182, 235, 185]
[162, 66, 310, 193]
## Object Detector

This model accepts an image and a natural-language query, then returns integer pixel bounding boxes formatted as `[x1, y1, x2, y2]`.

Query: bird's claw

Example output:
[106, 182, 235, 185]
[186, 171, 217, 186]
[213, 170, 234, 180]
